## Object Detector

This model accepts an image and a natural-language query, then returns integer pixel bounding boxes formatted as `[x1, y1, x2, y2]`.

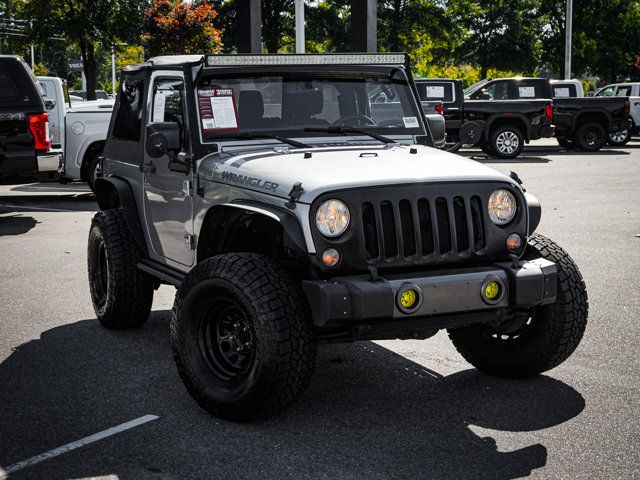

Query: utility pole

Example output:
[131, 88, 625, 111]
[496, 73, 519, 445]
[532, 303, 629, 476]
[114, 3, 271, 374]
[564, 0, 572, 79]
[295, 0, 305, 54]
[111, 47, 116, 94]
[29, 20, 34, 69]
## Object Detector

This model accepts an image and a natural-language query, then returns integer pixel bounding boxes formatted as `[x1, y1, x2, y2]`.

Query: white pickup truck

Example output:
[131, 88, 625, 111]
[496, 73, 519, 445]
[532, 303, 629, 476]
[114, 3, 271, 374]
[594, 82, 640, 146]
[38, 76, 113, 189]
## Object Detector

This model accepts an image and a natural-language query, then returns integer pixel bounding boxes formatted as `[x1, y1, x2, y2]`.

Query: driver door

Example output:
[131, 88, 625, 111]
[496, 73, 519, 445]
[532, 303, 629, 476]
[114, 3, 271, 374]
[142, 74, 195, 267]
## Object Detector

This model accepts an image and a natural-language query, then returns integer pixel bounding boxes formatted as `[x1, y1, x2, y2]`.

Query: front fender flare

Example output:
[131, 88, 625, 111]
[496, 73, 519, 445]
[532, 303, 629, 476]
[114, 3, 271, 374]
[219, 201, 309, 254]
[525, 192, 542, 234]
[94, 176, 148, 255]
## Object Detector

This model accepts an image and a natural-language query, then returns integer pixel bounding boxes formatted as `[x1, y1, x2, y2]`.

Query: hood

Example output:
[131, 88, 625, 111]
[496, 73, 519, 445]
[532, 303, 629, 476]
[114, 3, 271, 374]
[200, 144, 517, 203]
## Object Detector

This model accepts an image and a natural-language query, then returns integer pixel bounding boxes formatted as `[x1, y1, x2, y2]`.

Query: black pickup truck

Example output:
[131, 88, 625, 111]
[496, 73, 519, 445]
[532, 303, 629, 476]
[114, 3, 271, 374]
[464, 77, 630, 151]
[0, 55, 57, 177]
[415, 78, 554, 158]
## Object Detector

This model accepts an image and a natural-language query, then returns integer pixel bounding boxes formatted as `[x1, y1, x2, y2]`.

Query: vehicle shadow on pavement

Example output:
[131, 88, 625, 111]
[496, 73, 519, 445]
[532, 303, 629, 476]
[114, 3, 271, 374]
[0, 214, 39, 236]
[0, 311, 585, 479]
[0, 197, 97, 214]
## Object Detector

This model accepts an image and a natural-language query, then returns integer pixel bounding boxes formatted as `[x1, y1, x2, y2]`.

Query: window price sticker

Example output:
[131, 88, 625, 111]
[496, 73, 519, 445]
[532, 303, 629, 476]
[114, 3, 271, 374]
[198, 88, 239, 131]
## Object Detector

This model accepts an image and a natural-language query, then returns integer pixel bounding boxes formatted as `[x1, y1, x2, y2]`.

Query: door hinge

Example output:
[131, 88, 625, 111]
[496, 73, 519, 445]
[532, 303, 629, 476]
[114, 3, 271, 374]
[184, 234, 196, 250]
[182, 179, 194, 196]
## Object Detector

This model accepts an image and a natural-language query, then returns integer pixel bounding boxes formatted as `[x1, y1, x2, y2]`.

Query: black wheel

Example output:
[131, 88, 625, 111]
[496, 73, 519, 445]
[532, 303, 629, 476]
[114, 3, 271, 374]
[87, 153, 102, 192]
[575, 121, 607, 151]
[490, 125, 524, 159]
[608, 129, 630, 146]
[88, 209, 154, 329]
[448, 234, 588, 378]
[480, 142, 495, 157]
[171, 253, 316, 420]
[557, 137, 577, 150]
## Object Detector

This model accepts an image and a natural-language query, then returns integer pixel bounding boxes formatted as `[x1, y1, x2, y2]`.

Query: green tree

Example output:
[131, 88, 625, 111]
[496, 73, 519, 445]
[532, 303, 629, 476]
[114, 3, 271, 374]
[142, 0, 224, 57]
[26, 0, 146, 100]
[449, 0, 542, 78]
[540, 0, 640, 83]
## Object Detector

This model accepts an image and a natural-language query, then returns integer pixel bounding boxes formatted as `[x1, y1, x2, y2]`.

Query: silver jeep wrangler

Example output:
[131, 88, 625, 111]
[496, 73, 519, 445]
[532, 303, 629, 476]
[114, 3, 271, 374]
[88, 53, 587, 420]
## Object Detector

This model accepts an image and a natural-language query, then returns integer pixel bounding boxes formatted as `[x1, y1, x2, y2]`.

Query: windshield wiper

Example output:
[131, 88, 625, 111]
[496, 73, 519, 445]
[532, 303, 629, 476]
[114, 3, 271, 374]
[214, 131, 311, 148]
[304, 126, 396, 144]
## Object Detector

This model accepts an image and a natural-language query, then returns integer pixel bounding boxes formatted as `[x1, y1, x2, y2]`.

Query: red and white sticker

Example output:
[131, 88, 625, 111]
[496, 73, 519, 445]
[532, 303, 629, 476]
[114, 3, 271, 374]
[198, 88, 239, 131]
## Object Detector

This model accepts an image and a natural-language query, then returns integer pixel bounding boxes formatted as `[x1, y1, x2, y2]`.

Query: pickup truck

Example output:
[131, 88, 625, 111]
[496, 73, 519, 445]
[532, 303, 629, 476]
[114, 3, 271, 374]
[38, 76, 114, 190]
[0, 55, 58, 178]
[464, 77, 630, 151]
[593, 82, 640, 146]
[415, 78, 555, 158]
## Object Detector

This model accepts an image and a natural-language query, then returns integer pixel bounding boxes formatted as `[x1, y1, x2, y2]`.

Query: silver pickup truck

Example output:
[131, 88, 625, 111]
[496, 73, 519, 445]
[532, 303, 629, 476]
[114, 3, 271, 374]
[38, 76, 113, 190]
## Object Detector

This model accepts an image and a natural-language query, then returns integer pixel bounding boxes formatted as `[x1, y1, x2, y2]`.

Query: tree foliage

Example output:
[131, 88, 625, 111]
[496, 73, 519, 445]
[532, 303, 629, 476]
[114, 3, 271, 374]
[448, 0, 542, 78]
[141, 0, 224, 57]
[26, 0, 146, 99]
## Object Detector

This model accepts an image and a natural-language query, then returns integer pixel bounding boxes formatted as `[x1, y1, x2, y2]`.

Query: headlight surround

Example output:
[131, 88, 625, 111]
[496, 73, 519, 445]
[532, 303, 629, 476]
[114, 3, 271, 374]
[488, 189, 517, 225]
[315, 199, 350, 237]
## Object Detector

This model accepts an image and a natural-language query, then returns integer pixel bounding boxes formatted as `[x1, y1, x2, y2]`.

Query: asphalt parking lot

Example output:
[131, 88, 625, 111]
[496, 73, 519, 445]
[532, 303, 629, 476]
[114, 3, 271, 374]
[1, 140, 639, 479]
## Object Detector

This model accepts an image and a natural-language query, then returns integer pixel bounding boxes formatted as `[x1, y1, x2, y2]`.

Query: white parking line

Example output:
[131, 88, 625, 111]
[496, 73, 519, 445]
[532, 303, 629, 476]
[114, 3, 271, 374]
[1, 415, 158, 476]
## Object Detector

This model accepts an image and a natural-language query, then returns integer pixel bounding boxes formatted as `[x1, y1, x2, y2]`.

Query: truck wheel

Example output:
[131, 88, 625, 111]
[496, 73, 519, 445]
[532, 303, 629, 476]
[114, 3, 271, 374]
[490, 126, 524, 159]
[448, 234, 588, 378]
[557, 137, 577, 150]
[88, 209, 154, 329]
[171, 253, 316, 420]
[608, 129, 630, 147]
[87, 153, 101, 192]
[575, 122, 606, 151]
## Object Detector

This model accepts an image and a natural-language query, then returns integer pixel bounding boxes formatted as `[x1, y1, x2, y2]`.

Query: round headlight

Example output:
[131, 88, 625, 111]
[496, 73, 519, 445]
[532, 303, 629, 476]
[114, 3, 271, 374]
[488, 189, 517, 225]
[316, 199, 350, 237]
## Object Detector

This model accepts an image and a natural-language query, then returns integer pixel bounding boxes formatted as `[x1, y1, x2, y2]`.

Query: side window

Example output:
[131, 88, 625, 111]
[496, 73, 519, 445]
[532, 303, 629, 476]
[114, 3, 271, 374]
[596, 86, 615, 97]
[553, 84, 576, 97]
[516, 82, 544, 98]
[150, 77, 185, 125]
[112, 79, 145, 141]
[419, 82, 454, 102]
[615, 86, 631, 97]
[0, 63, 19, 101]
[479, 81, 509, 100]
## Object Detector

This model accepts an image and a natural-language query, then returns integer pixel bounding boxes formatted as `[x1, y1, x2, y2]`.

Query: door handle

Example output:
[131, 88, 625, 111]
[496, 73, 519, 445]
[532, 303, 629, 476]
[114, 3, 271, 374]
[139, 161, 156, 174]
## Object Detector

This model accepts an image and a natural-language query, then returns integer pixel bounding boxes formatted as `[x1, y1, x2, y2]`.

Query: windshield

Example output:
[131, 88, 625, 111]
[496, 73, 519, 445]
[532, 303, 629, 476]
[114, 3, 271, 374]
[196, 69, 424, 143]
[463, 79, 490, 97]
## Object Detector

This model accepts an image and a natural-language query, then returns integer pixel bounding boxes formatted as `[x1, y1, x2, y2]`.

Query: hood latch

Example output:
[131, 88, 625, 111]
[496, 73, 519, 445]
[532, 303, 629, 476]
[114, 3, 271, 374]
[285, 182, 304, 209]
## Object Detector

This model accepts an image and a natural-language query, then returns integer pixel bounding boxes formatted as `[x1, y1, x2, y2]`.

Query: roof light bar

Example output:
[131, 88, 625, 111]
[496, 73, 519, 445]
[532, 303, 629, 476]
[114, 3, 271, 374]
[204, 53, 408, 68]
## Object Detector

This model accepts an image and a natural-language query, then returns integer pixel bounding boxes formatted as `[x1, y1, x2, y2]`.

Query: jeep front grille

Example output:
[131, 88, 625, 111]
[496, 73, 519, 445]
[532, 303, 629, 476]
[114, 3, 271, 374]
[361, 195, 486, 262]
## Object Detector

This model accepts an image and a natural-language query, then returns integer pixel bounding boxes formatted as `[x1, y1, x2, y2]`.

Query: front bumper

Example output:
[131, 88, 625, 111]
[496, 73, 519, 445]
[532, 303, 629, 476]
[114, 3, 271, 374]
[302, 258, 557, 328]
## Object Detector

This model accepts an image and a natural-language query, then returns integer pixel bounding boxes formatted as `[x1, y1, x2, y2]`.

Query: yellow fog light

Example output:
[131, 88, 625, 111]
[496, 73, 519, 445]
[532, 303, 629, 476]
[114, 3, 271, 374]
[400, 289, 417, 309]
[481, 276, 504, 305]
[485, 281, 500, 300]
[397, 285, 422, 313]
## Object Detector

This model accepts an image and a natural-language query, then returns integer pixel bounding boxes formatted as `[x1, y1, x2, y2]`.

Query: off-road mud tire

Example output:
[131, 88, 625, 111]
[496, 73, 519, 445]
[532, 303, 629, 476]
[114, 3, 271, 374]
[448, 234, 588, 378]
[171, 253, 316, 420]
[88, 209, 154, 328]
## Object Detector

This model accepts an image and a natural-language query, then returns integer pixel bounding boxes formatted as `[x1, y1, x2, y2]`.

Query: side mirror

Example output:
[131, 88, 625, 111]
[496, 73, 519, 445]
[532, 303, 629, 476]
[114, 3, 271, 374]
[459, 121, 481, 145]
[424, 113, 446, 148]
[145, 132, 169, 158]
[145, 122, 181, 158]
[44, 98, 56, 110]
